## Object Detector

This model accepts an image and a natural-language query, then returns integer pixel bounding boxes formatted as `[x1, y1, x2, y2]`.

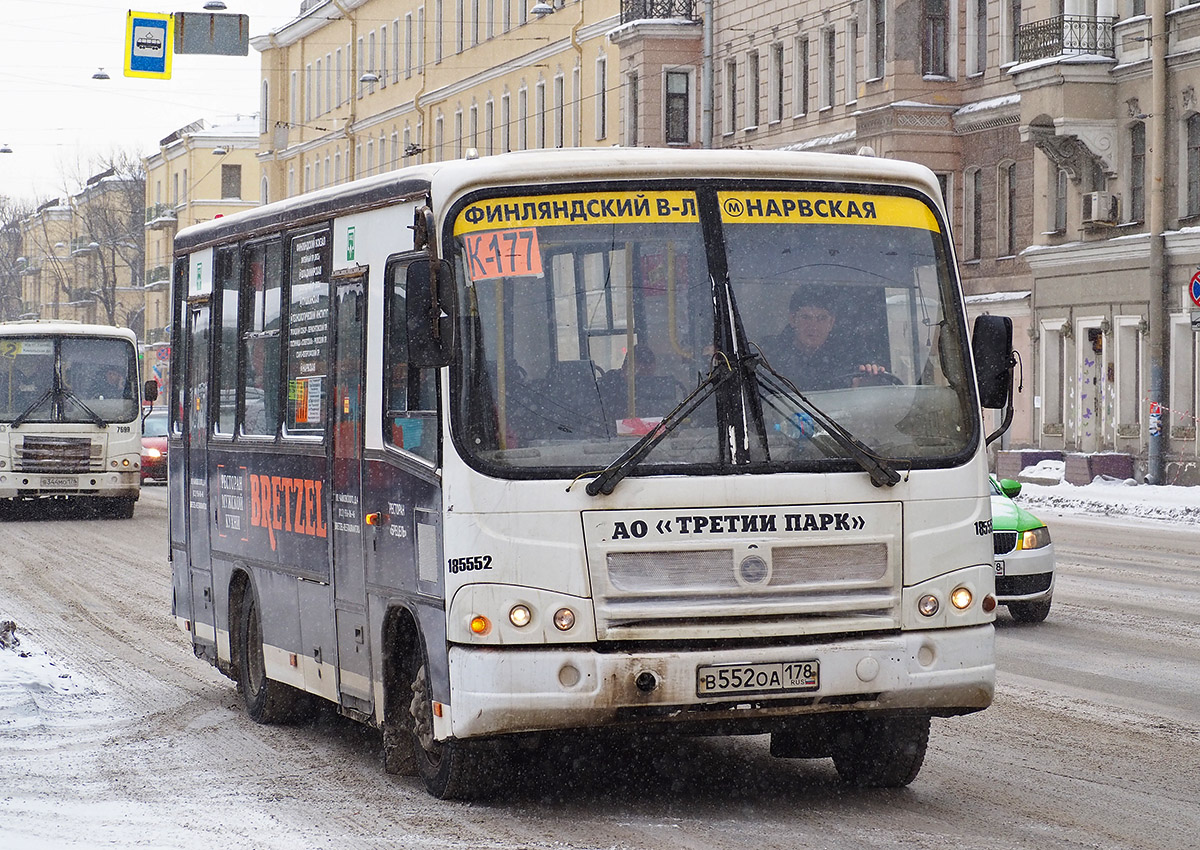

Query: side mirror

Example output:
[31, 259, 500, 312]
[998, 478, 1022, 499]
[406, 259, 455, 368]
[143, 379, 159, 404]
[972, 314, 1014, 410]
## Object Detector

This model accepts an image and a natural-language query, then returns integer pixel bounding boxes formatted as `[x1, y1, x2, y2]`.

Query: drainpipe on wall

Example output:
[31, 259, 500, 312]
[332, 0, 358, 180]
[701, 0, 713, 149]
[1146, 1, 1168, 484]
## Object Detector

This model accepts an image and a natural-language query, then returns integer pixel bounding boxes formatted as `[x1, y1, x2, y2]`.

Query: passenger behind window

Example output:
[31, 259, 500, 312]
[599, 345, 685, 422]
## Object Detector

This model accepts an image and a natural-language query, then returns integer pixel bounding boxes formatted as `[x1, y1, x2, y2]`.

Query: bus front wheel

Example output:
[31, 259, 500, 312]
[108, 496, 136, 519]
[236, 586, 309, 724]
[830, 713, 930, 788]
[407, 657, 503, 800]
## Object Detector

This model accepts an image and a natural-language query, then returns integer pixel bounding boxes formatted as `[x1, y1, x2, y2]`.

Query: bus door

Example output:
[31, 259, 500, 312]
[185, 302, 216, 650]
[330, 271, 372, 711]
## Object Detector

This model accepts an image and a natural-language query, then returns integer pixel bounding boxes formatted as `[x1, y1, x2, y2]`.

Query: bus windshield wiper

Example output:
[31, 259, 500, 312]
[752, 355, 901, 488]
[62, 389, 108, 428]
[584, 358, 736, 497]
[9, 388, 54, 429]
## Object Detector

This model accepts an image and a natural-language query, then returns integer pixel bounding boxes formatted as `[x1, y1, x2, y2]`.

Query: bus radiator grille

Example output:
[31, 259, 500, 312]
[14, 437, 99, 473]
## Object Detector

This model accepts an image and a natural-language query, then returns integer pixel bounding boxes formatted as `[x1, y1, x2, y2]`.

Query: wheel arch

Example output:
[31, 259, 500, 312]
[227, 567, 253, 684]
[381, 602, 423, 726]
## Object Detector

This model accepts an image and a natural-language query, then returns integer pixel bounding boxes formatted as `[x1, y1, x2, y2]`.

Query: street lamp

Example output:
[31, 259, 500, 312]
[203, 1, 227, 10]
[212, 146, 228, 156]
[92, 68, 110, 80]
[530, 2, 555, 17]
[0, 143, 12, 154]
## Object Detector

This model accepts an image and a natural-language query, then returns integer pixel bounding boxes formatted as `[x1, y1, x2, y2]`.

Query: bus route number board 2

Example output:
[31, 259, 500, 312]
[696, 660, 820, 697]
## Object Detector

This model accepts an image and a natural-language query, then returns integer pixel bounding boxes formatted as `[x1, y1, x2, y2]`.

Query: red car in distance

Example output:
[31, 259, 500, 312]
[141, 410, 168, 483]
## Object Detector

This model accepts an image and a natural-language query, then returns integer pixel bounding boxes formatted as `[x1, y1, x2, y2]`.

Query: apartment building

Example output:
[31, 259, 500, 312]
[16, 169, 144, 334]
[251, 0, 621, 203]
[143, 116, 260, 347]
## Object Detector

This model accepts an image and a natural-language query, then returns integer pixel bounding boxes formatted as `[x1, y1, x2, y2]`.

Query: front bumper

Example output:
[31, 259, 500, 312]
[993, 543, 1054, 604]
[442, 624, 995, 740]
[0, 470, 140, 499]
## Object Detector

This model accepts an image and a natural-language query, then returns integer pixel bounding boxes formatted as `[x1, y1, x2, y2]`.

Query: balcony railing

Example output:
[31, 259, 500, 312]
[146, 265, 170, 286]
[620, 0, 699, 25]
[70, 236, 95, 254]
[144, 203, 177, 226]
[1017, 15, 1119, 63]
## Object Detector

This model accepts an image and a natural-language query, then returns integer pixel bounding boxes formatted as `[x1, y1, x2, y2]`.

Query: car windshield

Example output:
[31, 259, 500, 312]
[0, 335, 139, 424]
[143, 413, 168, 437]
[448, 183, 976, 481]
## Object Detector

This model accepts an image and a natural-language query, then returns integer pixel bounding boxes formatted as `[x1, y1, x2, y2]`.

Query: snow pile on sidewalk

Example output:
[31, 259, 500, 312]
[1011, 459, 1200, 525]
[0, 621, 98, 733]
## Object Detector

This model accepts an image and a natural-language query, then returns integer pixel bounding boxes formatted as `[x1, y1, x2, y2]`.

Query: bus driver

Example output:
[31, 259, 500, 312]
[770, 285, 886, 391]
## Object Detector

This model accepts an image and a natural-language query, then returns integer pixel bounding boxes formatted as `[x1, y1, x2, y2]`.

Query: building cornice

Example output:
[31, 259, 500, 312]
[250, 0, 362, 52]
[608, 19, 701, 46]
[952, 94, 1021, 134]
[1023, 227, 1200, 270]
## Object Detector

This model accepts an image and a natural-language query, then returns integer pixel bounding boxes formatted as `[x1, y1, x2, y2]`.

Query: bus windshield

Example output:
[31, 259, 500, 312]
[0, 336, 139, 425]
[450, 184, 975, 478]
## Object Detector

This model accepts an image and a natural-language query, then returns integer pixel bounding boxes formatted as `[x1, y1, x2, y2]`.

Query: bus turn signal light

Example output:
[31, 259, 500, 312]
[469, 615, 491, 635]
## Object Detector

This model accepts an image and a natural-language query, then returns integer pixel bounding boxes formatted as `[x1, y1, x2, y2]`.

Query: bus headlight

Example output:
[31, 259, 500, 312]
[508, 605, 532, 628]
[918, 594, 940, 617]
[950, 586, 973, 610]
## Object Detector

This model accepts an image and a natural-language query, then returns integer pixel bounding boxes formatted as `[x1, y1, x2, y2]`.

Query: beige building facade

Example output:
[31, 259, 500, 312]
[17, 170, 144, 334]
[252, 0, 622, 203]
[143, 117, 260, 347]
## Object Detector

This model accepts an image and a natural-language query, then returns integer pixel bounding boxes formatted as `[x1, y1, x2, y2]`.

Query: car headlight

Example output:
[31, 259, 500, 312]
[143, 448, 162, 459]
[1019, 526, 1051, 550]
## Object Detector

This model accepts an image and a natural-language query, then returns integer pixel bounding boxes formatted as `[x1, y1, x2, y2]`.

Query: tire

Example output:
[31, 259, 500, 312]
[408, 657, 503, 800]
[236, 586, 309, 724]
[108, 496, 136, 519]
[1008, 598, 1052, 623]
[831, 713, 930, 788]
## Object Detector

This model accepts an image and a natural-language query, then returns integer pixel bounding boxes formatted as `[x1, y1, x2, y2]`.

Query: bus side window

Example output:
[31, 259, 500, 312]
[169, 258, 189, 436]
[384, 258, 438, 463]
[241, 240, 283, 438]
[213, 247, 241, 436]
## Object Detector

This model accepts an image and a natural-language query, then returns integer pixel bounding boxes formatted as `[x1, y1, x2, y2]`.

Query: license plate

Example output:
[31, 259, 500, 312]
[697, 660, 819, 697]
[994, 559, 1006, 576]
[41, 476, 79, 489]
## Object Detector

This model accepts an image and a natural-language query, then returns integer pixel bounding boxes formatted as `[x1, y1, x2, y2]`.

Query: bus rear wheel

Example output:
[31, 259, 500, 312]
[408, 658, 502, 800]
[236, 586, 309, 724]
[830, 713, 930, 788]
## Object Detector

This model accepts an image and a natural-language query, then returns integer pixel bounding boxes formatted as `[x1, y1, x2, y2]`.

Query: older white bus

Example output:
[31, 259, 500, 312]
[1, 320, 154, 518]
[169, 148, 1014, 799]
